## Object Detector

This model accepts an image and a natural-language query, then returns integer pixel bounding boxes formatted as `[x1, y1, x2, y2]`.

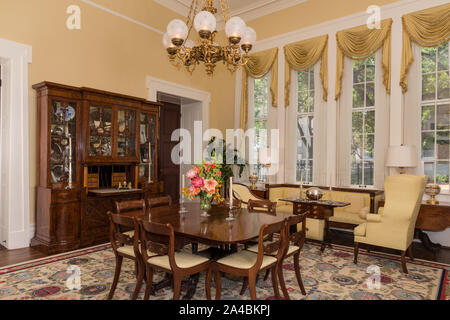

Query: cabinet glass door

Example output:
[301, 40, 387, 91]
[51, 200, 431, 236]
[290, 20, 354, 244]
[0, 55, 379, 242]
[50, 100, 77, 185]
[139, 112, 157, 181]
[89, 105, 112, 157]
[117, 109, 137, 157]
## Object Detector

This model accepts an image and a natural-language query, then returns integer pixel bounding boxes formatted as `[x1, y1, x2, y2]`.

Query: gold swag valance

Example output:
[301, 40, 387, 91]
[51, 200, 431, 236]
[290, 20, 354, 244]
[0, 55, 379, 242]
[241, 47, 278, 130]
[284, 34, 328, 106]
[335, 19, 392, 100]
[400, 4, 450, 93]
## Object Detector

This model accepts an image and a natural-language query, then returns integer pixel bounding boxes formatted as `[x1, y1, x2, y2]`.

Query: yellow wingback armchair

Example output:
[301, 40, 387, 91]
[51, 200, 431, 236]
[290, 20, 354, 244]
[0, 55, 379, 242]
[232, 183, 265, 209]
[353, 174, 427, 273]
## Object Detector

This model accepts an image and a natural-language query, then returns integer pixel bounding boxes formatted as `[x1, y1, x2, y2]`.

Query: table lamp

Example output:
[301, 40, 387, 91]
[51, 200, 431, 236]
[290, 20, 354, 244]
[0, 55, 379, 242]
[385, 145, 417, 174]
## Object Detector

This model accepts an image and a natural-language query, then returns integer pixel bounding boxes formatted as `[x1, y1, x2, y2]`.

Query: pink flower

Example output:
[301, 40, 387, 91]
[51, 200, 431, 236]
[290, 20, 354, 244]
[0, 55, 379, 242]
[204, 179, 218, 194]
[189, 186, 200, 195]
[186, 168, 197, 179]
[191, 176, 204, 188]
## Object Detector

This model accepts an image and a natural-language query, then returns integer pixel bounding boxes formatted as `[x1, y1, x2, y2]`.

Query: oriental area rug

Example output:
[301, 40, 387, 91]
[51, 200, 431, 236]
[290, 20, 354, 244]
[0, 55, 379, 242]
[0, 243, 448, 300]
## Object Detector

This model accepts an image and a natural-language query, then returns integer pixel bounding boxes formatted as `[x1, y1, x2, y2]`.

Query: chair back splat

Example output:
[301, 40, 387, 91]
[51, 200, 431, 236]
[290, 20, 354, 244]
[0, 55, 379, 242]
[248, 199, 277, 214]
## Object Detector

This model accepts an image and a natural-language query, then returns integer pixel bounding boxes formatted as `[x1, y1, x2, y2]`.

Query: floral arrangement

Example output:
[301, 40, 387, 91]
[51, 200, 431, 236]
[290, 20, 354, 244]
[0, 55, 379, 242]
[182, 161, 224, 207]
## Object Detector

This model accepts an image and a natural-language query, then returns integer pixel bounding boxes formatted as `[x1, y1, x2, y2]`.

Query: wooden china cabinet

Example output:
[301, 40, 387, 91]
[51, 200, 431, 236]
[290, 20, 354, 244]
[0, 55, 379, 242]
[31, 82, 163, 254]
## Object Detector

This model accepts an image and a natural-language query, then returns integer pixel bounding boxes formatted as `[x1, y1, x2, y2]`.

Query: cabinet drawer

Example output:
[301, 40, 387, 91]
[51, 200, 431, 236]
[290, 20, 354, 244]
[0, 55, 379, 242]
[52, 190, 81, 204]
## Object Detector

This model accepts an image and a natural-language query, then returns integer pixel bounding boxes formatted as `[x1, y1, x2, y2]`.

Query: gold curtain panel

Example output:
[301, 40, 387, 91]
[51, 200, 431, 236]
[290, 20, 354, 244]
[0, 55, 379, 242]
[335, 19, 393, 100]
[400, 4, 450, 93]
[241, 47, 278, 130]
[284, 34, 328, 106]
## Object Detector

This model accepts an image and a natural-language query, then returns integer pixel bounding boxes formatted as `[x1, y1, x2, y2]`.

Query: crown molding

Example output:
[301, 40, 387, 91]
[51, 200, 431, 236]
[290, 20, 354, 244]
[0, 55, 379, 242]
[153, 0, 308, 25]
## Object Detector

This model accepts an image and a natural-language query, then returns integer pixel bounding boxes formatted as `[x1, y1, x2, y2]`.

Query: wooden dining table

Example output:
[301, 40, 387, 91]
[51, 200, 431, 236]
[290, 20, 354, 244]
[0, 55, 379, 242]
[123, 202, 291, 299]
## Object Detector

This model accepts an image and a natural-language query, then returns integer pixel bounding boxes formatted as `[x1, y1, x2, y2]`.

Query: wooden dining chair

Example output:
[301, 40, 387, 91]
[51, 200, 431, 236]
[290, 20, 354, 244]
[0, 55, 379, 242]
[146, 195, 172, 209]
[247, 199, 277, 214]
[114, 199, 146, 237]
[276, 213, 308, 299]
[222, 198, 242, 210]
[107, 212, 149, 300]
[207, 220, 287, 300]
[138, 219, 212, 300]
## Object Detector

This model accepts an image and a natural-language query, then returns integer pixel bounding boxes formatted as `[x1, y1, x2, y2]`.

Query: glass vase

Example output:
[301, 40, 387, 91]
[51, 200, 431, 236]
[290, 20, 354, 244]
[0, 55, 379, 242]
[200, 195, 212, 216]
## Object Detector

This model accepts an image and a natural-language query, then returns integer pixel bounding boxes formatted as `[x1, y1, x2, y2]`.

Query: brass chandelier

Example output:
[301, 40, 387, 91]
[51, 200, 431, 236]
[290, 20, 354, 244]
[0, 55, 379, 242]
[163, 0, 257, 75]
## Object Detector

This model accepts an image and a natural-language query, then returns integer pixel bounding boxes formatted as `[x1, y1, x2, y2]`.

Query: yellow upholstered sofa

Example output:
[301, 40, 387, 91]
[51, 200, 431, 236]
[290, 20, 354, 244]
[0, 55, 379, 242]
[267, 185, 383, 241]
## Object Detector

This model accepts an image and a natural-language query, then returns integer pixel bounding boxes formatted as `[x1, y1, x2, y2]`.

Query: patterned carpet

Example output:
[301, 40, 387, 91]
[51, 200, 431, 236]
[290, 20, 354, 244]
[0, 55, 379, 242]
[0, 243, 448, 300]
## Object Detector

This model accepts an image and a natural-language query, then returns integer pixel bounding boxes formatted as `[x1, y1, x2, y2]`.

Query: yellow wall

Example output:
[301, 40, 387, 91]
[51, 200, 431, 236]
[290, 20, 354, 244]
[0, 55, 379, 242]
[248, 0, 401, 40]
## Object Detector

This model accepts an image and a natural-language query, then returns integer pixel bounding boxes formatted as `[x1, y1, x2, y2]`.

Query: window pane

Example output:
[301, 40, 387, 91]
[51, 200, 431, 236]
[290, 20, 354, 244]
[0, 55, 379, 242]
[364, 161, 374, 186]
[353, 84, 365, 108]
[298, 136, 313, 159]
[364, 134, 375, 160]
[438, 43, 449, 71]
[298, 90, 309, 113]
[437, 104, 449, 130]
[309, 69, 315, 90]
[351, 161, 363, 185]
[422, 47, 436, 74]
[308, 91, 315, 113]
[366, 82, 375, 107]
[352, 112, 363, 134]
[365, 110, 375, 134]
[436, 161, 449, 185]
[421, 104, 435, 130]
[424, 162, 435, 183]
[298, 71, 308, 90]
[297, 160, 313, 184]
[422, 73, 436, 101]
[297, 116, 313, 137]
[366, 63, 375, 82]
[353, 60, 365, 84]
[422, 132, 435, 159]
[437, 71, 449, 100]
[254, 77, 268, 116]
[437, 131, 449, 160]
[352, 134, 363, 161]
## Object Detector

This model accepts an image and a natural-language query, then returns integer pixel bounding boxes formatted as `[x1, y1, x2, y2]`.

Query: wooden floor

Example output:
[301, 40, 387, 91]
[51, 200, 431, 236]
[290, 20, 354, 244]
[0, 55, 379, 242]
[0, 230, 449, 268]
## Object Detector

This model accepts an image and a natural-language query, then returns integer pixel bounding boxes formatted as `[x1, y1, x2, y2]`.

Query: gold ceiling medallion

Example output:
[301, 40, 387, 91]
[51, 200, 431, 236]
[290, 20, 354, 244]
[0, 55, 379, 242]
[163, 0, 257, 75]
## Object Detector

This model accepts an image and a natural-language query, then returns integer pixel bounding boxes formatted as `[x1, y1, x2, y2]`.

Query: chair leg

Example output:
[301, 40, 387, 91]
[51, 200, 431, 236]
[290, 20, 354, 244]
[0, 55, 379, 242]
[143, 265, 153, 300]
[214, 268, 222, 300]
[354, 242, 359, 264]
[401, 251, 408, 274]
[263, 269, 270, 281]
[293, 252, 306, 296]
[107, 255, 123, 300]
[172, 275, 182, 300]
[408, 245, 414, 261]
[277, 262, 289, 300]
[248, 274, 257, 300]
[132, 259, 144, 300]
[205, 267, 212, 300]
[270, 266, 280, 300]
[240, 277, 248, 295]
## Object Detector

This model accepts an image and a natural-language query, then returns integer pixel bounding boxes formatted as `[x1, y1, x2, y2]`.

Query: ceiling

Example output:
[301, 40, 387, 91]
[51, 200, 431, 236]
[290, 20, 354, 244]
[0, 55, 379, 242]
[153, 0, 308, 23]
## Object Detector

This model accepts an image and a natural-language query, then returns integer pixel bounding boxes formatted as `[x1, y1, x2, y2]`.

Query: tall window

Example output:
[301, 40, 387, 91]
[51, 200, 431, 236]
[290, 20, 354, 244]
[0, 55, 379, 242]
[421, 43, 449, 192]
[253, 75, 269, 180]
[351, 56, 375, 186]
[296, 69, 314, 184]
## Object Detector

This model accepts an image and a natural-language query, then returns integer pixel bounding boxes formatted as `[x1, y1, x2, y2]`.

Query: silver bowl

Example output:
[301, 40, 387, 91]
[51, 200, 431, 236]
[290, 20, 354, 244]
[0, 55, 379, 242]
[306, 187, 323, 200]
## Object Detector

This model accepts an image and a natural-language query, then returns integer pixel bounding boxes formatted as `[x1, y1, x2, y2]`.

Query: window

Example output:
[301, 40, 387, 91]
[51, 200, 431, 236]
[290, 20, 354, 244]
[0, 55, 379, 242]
[421, 43, 449, 192]
[296, 69, 314, 184]
[351, 56, 376, 186]
[253, 75, 269, 180]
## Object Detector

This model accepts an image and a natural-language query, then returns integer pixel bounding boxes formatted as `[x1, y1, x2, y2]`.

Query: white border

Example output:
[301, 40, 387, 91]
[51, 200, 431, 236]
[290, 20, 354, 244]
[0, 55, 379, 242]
[0, 38, 32, 249]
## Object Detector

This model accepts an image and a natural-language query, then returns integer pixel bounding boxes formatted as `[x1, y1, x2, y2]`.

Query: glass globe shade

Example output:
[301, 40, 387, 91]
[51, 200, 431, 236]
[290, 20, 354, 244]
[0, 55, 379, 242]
[184, 40, 195, 49]
[241, 26, 257, 44]
[167, 19, 188, 41]
[194, 11, 216, 33]
[162, 33, 174, 48]
[225, 16, 246, 38]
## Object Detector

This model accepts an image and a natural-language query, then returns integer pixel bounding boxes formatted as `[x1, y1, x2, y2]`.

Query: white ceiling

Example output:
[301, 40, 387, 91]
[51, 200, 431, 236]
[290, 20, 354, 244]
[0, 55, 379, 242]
[154, 0, 308, 23]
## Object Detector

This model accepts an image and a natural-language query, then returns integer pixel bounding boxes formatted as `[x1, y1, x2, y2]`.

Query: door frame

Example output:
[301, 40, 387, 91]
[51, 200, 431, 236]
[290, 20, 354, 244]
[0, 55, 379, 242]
[146, 76, 210, 132]
[0, 38, 32, 249]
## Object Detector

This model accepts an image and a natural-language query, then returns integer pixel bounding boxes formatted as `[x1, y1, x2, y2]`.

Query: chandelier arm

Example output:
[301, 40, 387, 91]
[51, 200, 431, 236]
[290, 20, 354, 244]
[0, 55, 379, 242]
[219, 0, 231, 23]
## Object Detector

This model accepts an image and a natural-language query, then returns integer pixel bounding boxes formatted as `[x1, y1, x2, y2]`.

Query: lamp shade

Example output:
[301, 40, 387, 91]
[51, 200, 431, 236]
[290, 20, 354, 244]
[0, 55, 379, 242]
[385, 146, 417, 168]
[194, 11, 216, 33]
[258, 147, 272, 165]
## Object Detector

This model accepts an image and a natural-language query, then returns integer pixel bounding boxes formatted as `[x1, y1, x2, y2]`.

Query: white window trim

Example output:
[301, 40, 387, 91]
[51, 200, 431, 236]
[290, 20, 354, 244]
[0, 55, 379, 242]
[0, 38, 32, 249]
